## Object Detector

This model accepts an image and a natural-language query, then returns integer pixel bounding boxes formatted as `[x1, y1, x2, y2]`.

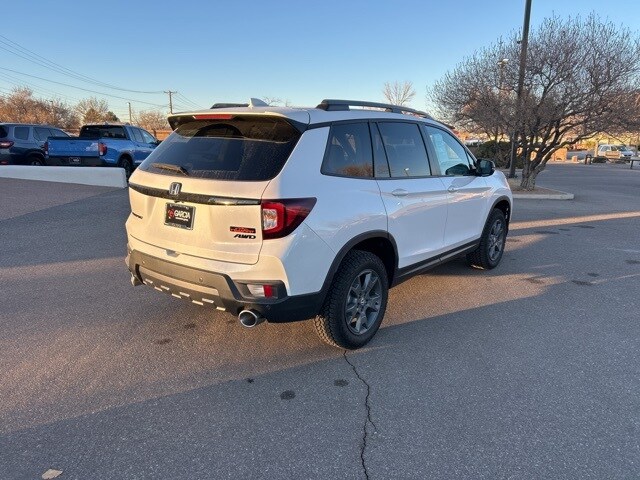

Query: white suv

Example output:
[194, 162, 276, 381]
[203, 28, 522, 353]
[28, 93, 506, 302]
[125, 99, 512, 349]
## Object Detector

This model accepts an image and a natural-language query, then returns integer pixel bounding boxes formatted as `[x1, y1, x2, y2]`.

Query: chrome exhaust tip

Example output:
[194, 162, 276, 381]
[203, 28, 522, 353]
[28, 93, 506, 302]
[238, 309, 265, 328]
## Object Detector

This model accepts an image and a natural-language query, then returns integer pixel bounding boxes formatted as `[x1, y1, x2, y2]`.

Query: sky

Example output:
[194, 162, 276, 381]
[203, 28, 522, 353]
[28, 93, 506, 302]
[1, 0, 638, 121]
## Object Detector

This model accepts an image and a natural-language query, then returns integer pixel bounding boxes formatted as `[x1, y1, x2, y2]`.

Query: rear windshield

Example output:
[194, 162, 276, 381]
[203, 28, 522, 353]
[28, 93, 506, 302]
[80, 126, 127, 139]
[0, 126, 7, 138]
[138, 116, 301, 181]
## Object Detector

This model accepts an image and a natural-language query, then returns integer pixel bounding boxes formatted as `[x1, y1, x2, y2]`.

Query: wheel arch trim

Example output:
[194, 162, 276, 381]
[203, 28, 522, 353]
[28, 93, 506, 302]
[320, 230, 399, 297]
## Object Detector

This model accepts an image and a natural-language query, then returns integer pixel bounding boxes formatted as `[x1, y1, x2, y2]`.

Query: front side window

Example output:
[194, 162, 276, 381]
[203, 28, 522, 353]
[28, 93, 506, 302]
[14, 127, 29, 141]
[49, 129, 68, 137]
[321, 123, 373, 178]
[424, 126, 474, 176]
[141, 130, 156, 144]
[138, 116, 301, 181]
[34, 127, 51, 141]
[377, 122, 430, 178]
[131, 128, 144, 143]
[370, 123, 390, 178]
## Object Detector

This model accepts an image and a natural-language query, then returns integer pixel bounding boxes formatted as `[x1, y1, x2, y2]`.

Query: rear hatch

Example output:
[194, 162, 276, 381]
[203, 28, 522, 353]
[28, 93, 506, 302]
[127, 112, 307, 265]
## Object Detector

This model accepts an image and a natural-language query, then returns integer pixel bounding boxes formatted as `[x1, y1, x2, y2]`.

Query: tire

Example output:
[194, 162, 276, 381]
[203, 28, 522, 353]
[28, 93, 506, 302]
[466, 209, 507, 270]
[314, 250, 389, 349]
[119, 157, 133, 178]
[27, 155, 45, 166]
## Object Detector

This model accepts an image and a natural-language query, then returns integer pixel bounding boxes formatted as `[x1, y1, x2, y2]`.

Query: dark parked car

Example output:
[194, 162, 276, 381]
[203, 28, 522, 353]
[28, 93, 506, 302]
[0, 123, 69, 166]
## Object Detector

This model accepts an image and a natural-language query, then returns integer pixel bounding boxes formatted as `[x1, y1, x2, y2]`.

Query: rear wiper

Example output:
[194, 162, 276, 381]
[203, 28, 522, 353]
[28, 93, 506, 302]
[151, 162, 189, 176]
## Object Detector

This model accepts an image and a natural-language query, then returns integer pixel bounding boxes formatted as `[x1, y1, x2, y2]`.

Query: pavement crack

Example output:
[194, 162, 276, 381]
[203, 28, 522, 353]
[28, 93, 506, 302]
[343, 350, 375, 480]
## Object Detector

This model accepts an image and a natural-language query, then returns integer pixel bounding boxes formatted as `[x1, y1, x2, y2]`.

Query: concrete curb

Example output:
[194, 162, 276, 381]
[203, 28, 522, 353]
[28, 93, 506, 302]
[0, 166, 127, 188]
[513, 190, 574, 200]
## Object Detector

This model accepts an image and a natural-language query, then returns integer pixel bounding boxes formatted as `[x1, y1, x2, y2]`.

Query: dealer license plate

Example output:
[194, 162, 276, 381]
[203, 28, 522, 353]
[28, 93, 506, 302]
[165, 203, 195, 230]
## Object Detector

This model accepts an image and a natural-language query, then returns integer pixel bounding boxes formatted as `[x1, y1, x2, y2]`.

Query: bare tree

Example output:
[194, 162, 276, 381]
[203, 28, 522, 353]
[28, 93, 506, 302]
[383, 81, 416, 106]
[431, 14, 640, 189]
[49, 99, 79, 129]
[262, 96, 292, 107]
[135, 110, 169, 135]
[0, 87, 49, 123]
[75, 97, 116, 124]
[0, 87, 78, 128]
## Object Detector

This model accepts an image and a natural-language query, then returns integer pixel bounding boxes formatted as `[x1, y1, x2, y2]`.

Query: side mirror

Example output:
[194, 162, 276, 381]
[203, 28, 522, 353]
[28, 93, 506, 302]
[477, 158, 495, 176]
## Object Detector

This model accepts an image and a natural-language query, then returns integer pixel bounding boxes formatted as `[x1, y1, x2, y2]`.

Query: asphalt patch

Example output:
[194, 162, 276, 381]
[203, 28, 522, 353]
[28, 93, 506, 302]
[183, 323, 196, 330]
[626, 260, 640, 265]
[154, 338, 172, 345]
[280, 390, 295, 400]
[334, 379, 349, 387]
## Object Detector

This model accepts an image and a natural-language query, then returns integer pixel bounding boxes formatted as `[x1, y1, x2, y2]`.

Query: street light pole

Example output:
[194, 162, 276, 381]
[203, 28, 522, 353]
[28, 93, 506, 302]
[127, 102, 132, 124]
[49, 100, 56, 125]
[508, 0, 532, 179]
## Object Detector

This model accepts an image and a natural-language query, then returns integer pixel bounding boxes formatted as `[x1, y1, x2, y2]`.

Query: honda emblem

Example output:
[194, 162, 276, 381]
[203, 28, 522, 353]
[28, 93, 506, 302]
[169, 182, 181, 196]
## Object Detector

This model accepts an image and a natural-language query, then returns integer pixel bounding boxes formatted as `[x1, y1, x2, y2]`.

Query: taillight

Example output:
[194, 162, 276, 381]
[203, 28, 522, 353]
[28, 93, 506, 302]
[193, 114, 234, 120]
[0, 140, 14, 149]
[98, 142, 107, 156]
[261, 198, 316, 239]
[43, 141, 48, 154]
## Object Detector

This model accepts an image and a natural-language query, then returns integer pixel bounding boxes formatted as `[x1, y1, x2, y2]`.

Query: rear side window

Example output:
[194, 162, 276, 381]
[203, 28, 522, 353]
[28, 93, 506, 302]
[139, 116, 301, 181]
[321, 123, 373, 178]
[0, 126, 7, 138]
[377, 122, 430, 177]
[14, 127, 30, 141]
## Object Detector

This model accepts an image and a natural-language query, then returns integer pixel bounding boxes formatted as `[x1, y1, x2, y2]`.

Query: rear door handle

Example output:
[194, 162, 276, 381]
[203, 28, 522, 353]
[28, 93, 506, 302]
[447, 186, 458, 193]
[391, 189, 408, 197]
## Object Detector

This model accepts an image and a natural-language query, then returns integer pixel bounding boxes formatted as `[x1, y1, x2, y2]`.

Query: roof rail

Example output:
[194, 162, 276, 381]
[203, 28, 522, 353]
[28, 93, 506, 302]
[316, 99, 432, 119]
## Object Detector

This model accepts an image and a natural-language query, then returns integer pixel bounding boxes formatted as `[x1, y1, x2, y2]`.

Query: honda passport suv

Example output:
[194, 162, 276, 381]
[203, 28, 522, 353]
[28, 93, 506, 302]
[125, 98, 512, 349]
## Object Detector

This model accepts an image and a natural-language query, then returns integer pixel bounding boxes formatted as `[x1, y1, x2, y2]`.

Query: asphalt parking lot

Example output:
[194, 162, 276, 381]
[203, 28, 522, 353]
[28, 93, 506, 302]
[1, 163, 639, 479]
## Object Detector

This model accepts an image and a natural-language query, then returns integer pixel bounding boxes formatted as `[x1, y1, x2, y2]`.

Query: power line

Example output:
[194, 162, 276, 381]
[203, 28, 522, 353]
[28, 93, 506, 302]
[0, 67, 168, 108]
[175, 92, 202, 109]
[0, 35, 164, 95]
[0, 72, 84, 104]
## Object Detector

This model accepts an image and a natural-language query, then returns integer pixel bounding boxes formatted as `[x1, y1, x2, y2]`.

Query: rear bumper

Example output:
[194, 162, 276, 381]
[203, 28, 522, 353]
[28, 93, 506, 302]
[0, 152, 28, 165]
[126, 249, 324, 323]
[45, 156, 111, 167]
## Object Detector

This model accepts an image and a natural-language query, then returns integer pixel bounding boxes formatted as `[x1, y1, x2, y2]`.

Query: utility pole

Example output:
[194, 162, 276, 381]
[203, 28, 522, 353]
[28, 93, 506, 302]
[508, 0, 532, 179]
[127, 102, 132, 124]
[164, 90, 176, 114]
